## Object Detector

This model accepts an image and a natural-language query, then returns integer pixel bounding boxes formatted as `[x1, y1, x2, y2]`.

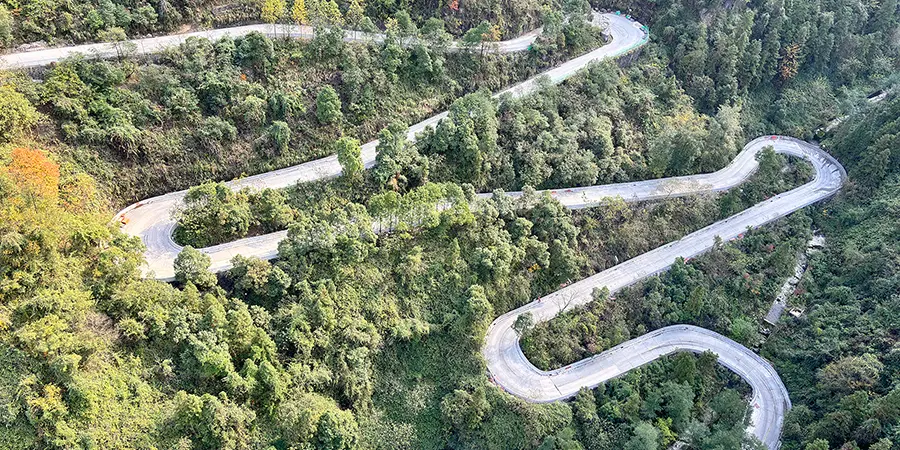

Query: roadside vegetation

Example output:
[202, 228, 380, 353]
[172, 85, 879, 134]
[172, 58, 751, 248]
[521, 150, 815, 369]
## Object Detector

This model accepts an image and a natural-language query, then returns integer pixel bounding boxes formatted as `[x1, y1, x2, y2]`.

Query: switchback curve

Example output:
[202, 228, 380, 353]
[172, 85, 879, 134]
[483, 137, 845, 450]
[112, 13, 648, 281]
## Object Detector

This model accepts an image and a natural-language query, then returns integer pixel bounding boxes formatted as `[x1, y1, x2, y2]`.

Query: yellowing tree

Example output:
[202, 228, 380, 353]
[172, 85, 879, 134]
[346, 0, 364, 25]
[779, 43, 802, 81]
[346, 0, 365, 37]
[291, 0, 308, 25]
[7, 147, 60, 207]
[261, 0, 287, 33]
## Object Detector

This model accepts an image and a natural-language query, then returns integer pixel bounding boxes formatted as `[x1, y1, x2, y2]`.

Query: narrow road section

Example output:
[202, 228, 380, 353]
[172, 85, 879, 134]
[764, 233, 823, 325]
[1, 15, 547, 69]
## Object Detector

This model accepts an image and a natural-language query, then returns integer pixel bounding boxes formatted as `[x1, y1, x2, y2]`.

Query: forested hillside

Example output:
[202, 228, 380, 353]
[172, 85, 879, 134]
[600, 0, 899, 121]
[5, 8, 599, 202]
[0, 0, 898, 448]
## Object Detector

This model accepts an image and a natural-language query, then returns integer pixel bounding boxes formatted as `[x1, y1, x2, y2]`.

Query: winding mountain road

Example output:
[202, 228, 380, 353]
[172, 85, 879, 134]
[484, 136, 845, 449]
[110, 13, 648, 280]
[21, 12, 845, 449]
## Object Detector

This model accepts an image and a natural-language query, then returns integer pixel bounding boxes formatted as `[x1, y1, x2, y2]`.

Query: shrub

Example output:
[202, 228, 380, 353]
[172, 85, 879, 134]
[0, 86, 40, 143]
[193, 117, 238, 155]
[267, 121, 291, 155]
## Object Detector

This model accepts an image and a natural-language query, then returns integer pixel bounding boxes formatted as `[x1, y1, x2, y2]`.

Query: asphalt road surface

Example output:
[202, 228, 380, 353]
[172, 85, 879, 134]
[68, 13, 846, 449]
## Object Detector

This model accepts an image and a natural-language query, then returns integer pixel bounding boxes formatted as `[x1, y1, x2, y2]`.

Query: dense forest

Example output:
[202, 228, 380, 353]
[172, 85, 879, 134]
[0, 0, 898, 448]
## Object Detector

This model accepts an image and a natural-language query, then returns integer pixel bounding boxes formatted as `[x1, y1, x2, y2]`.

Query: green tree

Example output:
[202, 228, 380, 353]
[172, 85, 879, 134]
[656, 418, 676, 446]
[315, 409, 358, 450]
[316, 86, 343, 125]
[661, 381, 694, 430]
[729, 316, 756, 345]
[573, 388, 598, 423]
[374, 121, 428, 190]
[174, 246, 217, 289]
[237, 32, 276, 76]
[648, 112, 709, 177]
[393, 10, 417, 37]
[345, 0, 365, 32]
[174, 182, 254, 247]
[626, 422, 660, 450]
[268, 90, 304, 121]
[423, 91, 497, 186]
[335, 137, 363, 179]
[672, 352, 698, 384]
[463, 21, 499, 56]
[871, 0, 898, 32]
[310, 0, 344, 26]
[253, 360, 285, 416]
[440, 388, 491, 431]
[267, 121, 291, 154]
[420, 17, 451, 48]
[457, 285, 493, 348]
[709, 389, 747, 426]
[170, 392, 255, 450]
[773, 78, 838, 138]
[513, 312, 534, 336]
[97, 27, 135, 59]
[817, 354, 884, 394]
[228, 255, 291, 308]
[537, 427, 581, 450]
[804, 439, 830, 450]
[0, 6, 12, 47]
[250, 188, 295, 231]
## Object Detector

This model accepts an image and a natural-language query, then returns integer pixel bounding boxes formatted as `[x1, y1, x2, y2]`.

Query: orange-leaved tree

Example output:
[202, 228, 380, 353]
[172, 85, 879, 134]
[7, 147, 60, 208]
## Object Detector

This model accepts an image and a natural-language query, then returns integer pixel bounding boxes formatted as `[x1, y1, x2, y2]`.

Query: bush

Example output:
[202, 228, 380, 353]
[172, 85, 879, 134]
[250, 188, 295, 232]
[0, 86, 40, 143]
[236, 95, 268, 129]
[193, 117, 237, 155]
